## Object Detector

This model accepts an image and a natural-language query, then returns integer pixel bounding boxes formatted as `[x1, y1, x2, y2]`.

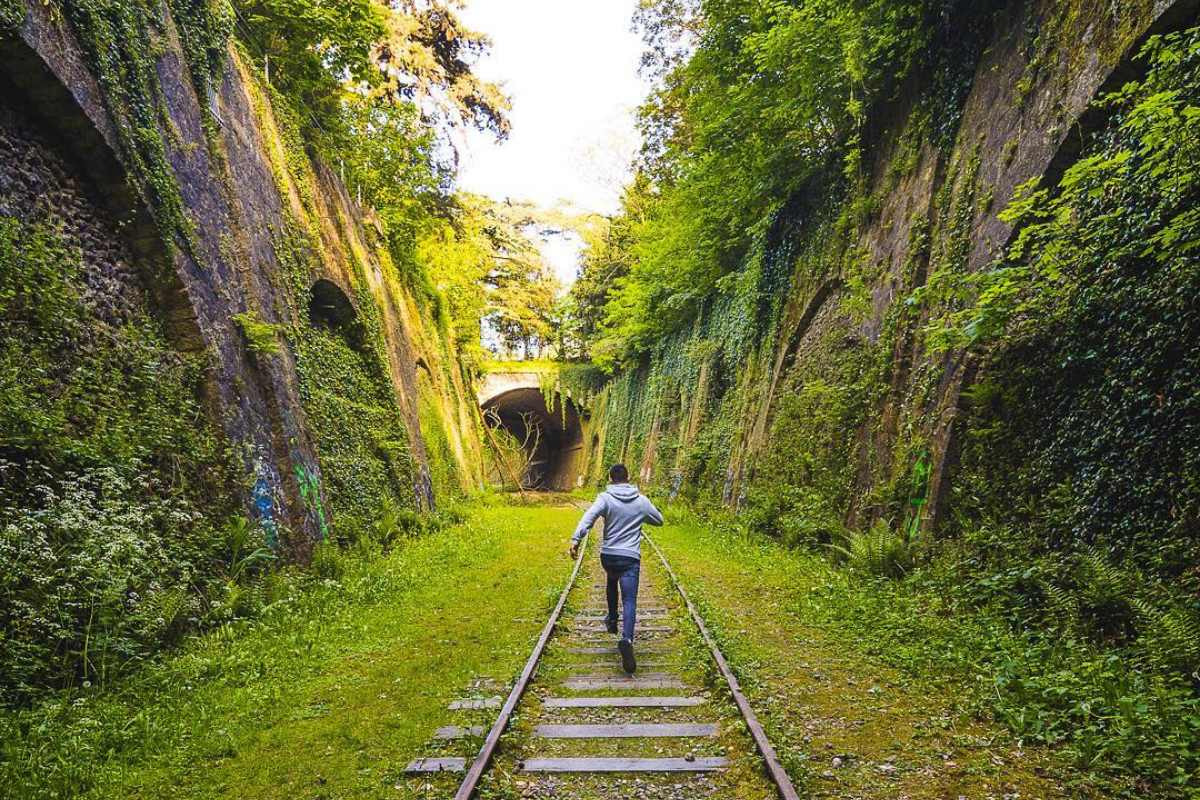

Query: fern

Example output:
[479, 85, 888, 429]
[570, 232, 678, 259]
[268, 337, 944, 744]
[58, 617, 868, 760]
[224, 515, 275, 580]
[1076, 548, 1132, 608]
[829, 518, 916, 579]
[136, 586, 192, 642]
[369, 495, 420, 548]
[1131, 596, 1200, 676]
[1074, 547, 1135, 640]
[1040, 582, 1080, 633]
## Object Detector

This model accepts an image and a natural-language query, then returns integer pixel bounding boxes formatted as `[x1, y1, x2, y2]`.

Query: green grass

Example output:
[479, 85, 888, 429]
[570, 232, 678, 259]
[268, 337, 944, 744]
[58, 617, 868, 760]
[650, 509, 1084, 800]
[1, 502, 583, 800]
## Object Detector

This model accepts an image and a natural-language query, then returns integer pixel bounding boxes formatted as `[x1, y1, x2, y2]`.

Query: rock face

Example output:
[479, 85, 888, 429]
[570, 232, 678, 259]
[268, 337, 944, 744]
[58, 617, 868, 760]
[0, 2, 484, 554]
[581, 0, 1200, 529]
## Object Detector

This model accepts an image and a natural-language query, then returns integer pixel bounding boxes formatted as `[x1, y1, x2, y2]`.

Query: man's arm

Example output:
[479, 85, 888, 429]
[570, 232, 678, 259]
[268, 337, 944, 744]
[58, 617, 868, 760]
[570, 494, 606, 555]
[642, 495, 664, 526]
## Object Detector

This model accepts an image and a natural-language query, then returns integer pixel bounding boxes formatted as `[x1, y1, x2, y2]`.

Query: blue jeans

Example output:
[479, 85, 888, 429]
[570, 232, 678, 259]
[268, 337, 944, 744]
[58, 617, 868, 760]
[601, 554, 640, 641]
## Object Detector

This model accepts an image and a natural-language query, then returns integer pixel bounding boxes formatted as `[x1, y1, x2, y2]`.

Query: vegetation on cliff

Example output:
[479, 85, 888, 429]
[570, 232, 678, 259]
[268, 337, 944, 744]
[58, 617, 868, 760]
[577, 0, 994, 367]
[0, 218, 239, 704]
[568, 3, 1200, 794]
[0, 0, 540, 705]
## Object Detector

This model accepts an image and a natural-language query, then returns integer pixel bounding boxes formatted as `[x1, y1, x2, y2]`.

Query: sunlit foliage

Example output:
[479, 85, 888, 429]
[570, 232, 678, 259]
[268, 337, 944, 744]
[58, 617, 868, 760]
[234, 0, 509, 147]
[581, 0, 988, 368]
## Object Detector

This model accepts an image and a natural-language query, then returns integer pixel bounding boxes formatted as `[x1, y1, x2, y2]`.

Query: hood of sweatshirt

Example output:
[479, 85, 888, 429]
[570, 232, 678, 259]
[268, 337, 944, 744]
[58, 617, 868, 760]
[606, 483, 640, 502]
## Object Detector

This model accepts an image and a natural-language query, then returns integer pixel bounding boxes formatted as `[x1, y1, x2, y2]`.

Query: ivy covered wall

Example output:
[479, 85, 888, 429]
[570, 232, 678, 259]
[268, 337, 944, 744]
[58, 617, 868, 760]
[0, 0, 485, 699]
[589, 0, 1195, 532]
[580, 0, 1200, 789]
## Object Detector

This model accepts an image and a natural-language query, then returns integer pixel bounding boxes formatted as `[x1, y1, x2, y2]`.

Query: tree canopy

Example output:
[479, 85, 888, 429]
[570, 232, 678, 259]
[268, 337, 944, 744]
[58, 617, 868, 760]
[235, 0, 509, 148]
[574, 0, 991, 369]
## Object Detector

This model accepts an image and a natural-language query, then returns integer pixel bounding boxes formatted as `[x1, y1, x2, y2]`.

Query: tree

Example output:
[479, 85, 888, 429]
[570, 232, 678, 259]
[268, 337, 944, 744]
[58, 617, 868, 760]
[235, 0, 510, 149]
[567, 173, 654, 366]
[469, 200, 558, 360]
[416, 196, 562, 366]
[572, 0, 966, 368]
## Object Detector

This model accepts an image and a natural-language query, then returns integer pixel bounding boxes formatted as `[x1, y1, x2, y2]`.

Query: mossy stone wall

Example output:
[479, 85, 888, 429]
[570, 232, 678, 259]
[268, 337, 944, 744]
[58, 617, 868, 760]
[588, 0, 1194, 534]
[0, 0, 485, 545]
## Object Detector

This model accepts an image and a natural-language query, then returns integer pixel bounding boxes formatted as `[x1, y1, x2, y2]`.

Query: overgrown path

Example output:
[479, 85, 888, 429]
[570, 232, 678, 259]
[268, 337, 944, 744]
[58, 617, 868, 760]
[446, 525, 782, 799]
[6, 497, 1082, 799]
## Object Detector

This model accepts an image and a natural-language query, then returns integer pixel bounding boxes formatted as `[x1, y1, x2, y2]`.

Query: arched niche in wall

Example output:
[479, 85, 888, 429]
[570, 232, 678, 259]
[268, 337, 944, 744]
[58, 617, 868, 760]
[0, 29, 204, 352]
[307, 278, 365, 350]
[0, 25, 225, 518]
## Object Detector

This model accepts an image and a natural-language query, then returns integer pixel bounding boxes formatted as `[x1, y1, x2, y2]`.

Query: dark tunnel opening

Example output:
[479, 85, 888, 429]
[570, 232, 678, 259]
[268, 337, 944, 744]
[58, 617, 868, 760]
[482, 388, 583, 490]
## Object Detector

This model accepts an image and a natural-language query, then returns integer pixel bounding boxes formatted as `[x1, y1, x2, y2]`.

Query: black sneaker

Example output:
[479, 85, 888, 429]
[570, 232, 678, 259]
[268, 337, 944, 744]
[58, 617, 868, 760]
[618, 638, 636, 674]
[606, 618, 618, 634]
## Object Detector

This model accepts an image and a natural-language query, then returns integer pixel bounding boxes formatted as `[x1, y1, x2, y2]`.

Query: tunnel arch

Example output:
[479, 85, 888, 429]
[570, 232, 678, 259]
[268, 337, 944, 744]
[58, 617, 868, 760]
[308, 278, 355, 326]
[482, 386, 584, 490]
[307, 278, 367, 349]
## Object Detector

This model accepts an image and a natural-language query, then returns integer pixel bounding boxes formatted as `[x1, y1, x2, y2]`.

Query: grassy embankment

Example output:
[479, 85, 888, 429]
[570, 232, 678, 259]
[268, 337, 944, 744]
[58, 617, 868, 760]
[652, 509, 1087, 800]
[1, 500, 580, 800]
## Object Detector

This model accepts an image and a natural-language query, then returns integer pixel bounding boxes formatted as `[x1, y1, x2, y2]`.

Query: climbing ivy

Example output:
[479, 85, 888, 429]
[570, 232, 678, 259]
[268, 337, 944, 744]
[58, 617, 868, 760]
[267, 218, 420, 539]
[167, 0, 235, 100]
[742, 324, 876, 548]
[0, 218, 232, 507]
[52, 1, 199, 252]
[0, 0, 23, 29]
[0, 217, 239, 702]
[949, 26, 1200, 662]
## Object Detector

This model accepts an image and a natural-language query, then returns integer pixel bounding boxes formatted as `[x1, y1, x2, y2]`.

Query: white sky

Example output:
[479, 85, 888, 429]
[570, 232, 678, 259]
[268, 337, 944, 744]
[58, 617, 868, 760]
[455, 0, 650, 287]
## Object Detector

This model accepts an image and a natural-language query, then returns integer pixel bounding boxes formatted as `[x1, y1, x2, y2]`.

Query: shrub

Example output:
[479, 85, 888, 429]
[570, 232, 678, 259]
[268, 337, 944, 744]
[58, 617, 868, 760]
[830, 518, 917, 578]
[0, 466, 238, 701]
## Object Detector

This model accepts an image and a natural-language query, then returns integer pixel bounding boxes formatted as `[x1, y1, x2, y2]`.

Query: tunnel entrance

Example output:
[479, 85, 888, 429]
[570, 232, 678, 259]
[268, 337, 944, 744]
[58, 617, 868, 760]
[482, 388, 583, 490]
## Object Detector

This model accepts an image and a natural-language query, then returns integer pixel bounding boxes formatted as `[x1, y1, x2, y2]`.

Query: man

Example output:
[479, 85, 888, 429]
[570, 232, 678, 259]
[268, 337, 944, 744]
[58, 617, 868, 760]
[569, 464, 663, 674]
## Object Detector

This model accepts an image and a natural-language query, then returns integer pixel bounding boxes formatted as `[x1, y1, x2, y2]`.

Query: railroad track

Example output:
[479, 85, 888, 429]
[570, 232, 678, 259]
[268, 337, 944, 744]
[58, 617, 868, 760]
[403, 516, 799, 799]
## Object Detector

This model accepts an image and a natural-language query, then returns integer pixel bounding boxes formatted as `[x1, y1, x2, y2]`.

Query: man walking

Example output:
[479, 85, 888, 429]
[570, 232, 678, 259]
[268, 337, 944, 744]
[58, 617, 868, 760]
[569, 464, 663, 674]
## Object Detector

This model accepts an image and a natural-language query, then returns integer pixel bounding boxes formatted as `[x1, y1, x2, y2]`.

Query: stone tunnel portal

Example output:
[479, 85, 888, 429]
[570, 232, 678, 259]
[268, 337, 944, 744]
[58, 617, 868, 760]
[482, 387, 583, 490]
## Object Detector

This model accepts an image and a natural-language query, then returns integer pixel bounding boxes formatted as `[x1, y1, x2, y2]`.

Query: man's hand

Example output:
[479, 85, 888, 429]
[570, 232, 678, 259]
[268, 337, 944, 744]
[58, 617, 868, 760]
[569, 541, 580, 560]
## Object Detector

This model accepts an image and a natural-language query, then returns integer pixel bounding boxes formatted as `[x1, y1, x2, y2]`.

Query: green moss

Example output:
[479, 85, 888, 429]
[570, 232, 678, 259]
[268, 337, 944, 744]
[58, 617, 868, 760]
[1, 0, 24, 29]
[417, 387, 459, 504]
[232, 310, 284, 357]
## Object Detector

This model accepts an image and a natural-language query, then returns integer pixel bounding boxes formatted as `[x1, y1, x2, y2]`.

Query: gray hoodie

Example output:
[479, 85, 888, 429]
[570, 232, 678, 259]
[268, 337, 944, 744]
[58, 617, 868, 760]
[571, 483, 664, 560]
